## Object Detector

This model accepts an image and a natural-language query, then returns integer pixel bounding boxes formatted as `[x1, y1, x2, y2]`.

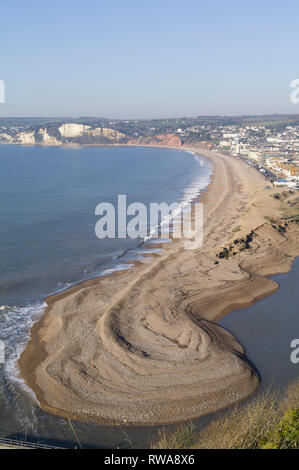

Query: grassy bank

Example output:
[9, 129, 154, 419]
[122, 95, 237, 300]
[152, 381, 299, 449]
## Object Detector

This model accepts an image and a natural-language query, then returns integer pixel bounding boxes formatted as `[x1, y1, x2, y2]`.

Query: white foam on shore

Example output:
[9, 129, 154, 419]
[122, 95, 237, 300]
[0, 303, 46, 402]
[144, 154, 211, 242]
[100, 263, 134, 276]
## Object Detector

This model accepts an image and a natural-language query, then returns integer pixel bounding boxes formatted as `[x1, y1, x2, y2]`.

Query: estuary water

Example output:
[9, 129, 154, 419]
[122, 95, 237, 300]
[219, 258, 299, 391]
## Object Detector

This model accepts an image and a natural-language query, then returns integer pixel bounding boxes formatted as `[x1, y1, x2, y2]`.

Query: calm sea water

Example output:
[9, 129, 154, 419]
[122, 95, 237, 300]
[0, 144, 212, 447]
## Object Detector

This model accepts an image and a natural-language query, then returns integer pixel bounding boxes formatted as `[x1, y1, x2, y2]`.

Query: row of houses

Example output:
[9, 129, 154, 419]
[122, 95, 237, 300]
[267, 158, 299, 180]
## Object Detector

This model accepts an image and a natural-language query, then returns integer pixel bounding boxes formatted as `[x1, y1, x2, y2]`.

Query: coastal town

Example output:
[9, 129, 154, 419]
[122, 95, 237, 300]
[212, 123, 299, 187]
[167, 117, 299, 187]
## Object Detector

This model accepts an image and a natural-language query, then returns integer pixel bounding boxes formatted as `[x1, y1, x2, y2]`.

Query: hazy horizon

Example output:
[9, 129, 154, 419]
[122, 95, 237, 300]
[1, 112, 299, 121]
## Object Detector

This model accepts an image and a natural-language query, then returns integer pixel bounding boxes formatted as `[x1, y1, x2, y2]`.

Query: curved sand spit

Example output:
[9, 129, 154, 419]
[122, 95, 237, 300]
[19, 148, 299, 425]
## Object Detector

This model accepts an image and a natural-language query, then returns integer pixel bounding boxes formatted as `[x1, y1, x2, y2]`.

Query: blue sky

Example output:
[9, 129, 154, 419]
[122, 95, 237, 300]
[1, 0, 299, 118]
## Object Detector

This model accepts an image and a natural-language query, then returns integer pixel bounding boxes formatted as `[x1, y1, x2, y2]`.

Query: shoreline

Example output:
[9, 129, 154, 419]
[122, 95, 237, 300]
[19, 145, 299, 426]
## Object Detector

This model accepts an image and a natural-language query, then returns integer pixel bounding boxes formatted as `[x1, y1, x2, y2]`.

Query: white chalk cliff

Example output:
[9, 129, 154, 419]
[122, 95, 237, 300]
[3, 123, 126, 145]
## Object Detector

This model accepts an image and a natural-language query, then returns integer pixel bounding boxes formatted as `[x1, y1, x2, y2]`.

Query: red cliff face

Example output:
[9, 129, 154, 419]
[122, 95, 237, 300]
[127, 133, 182, 148]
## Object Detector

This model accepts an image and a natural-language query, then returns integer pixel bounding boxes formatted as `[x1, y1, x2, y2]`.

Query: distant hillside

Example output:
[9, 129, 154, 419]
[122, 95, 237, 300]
[0, 120, 183, 147]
